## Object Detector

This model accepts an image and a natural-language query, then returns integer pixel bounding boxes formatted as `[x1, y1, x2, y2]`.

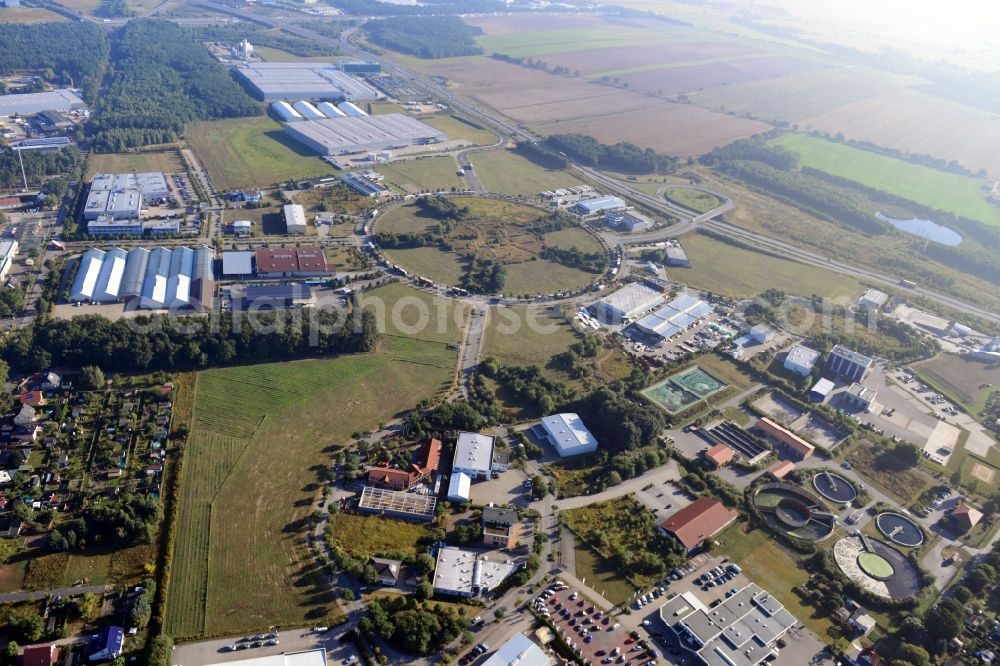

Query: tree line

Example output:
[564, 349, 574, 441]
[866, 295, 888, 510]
[515, 141, 569, 169]
[540, 245, 608, 273]
[363, 16, 484, 59]
[0, 22, 109, 102]
[88, 20, 260, 153]
[544, 133, 678, 174]
[2, 309, 380, 374]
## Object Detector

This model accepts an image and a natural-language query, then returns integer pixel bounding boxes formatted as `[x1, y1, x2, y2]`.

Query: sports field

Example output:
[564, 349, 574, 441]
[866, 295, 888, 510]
[470, 149, 586, 196]
[166, 337, 456, 638]
[669, 232, 862, 300]
[771, 133, 1000, 227]
[376, 156, 465, 193]
[187, 116, 332, 191]
[87, 150, 184, 178]
[641, 365, 728, 414]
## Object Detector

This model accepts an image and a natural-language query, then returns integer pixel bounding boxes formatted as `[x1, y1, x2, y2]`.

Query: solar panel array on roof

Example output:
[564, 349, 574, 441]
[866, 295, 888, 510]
[635, 293, 713, 339]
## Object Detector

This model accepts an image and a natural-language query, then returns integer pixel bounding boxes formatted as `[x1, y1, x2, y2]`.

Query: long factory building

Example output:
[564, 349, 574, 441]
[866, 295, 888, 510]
[234, 62, 381, 101]
[0, 89, 86, 116]
[70, 245, 214, 310]
[284, 114, 446, 156]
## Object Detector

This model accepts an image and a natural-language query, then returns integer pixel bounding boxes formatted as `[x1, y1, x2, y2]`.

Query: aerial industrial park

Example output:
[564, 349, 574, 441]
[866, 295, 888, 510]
[0, 3, 999, 666]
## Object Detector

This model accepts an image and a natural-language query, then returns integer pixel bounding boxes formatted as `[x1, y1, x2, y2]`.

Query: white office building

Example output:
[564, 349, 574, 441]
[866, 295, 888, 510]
[431, 546, 519, 598]
[783, 344, 820, 377]
[536, 413, 598, 457]
[284, 204, 308, 234]
[452, 432, 496, 479]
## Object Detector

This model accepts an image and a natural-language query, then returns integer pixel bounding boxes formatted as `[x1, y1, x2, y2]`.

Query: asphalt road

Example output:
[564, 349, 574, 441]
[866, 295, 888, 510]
[171, 627, 361, 666]
[0, 584, 109, 604]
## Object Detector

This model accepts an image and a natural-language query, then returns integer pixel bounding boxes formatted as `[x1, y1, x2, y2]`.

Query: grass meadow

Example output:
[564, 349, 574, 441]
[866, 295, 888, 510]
[663, 187, 723, 213]
[87, 150, 184, 178]
[325, 513, 429, 559]
[668, 232, 862, 299]
[771, 133, 1000, 227]
[376, 157, 465, 193]
[470, 149, 586, 196]
[421, 114, 498, 146]
[188, 116, 333, 191]
[166, 337, 456, 638]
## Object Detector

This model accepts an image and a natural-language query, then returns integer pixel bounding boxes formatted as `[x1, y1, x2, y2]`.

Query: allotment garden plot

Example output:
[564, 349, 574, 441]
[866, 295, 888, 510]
[641, 365, 728, 414]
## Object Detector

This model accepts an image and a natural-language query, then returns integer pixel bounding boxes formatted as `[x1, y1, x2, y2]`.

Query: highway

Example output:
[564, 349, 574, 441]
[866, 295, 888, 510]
[180, 3, 1000, 325]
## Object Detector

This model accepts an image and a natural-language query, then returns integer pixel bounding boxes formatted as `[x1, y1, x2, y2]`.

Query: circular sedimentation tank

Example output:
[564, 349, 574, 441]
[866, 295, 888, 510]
[812, 471, 857, 504]
[833, 536, 922, 600]
[858, 552, 895, 580]
[875, 512, 925, 547]
[752, 482, 835, 541]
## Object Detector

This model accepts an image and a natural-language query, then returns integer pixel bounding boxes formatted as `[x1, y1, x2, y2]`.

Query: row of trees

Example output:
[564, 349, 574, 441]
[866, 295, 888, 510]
[515, 141, 569, 169]
[3, 309, 380, 373]
[461, 257, 506, 293]
[540, 245, 608, 273]
[0, 22, 109, 101]
[364, 16, 484, 59]
[544, 133, 678, 174]
[88, 20, 260, 152]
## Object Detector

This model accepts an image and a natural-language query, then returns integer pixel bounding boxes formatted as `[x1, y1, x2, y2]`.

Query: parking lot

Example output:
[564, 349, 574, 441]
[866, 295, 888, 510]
[533, 582, 655, 666]
[171, 626, 360, 665]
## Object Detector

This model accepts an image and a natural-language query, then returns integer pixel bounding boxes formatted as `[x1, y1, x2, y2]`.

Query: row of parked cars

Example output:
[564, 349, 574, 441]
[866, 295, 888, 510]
[699, 563, 741, 591]
[223, 633, 279, 651]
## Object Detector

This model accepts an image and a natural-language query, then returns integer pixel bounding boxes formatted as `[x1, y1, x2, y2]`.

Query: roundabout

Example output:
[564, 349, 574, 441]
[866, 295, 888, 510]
[875, 512, 925, 547]
[833, 535, 922, 600]
[752, 482, 835, 541]
[375, 195, 609, 296]
[812, 471, 857, 505]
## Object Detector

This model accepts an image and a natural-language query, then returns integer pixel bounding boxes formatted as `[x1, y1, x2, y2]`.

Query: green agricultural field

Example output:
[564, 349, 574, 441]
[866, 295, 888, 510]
[421, 114, 497, 146]
[165, 337, 456, 638]
[376, 156, 465, 193]
[476, 25, 694, 58]
[471, 149, 585, 196]
[911, 353, 1000, 416]
[187, 116, 333, 191]
[254, 46, 341, 63]
[669, 232, 862, 299]
[544, 227, 603, 254]
[360, 283, 469, 344]
[771, 133, 1000, 227]
[664, 187, 723, 213]
[325, 513, 429, 558]
[87, 150, 183, 177]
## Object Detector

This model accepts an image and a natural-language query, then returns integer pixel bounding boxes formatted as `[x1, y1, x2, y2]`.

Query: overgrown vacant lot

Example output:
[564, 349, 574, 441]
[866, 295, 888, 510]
[325, 513, 430, 559]
[470, 149, 586, 196]
[188, 116, 333, 191]
[166, 337, 456, 638]
[845, 440, 933, 504]
[771, 133, 1000, 227]
[87, 150, 183, 177]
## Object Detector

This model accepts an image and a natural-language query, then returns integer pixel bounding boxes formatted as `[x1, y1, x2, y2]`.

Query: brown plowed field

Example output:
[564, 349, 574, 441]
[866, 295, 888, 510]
[417, 58, 769, 155]
[802, 90, 1000, 176]
[465, 13, 652, 35]
[537, 41, 759, 76]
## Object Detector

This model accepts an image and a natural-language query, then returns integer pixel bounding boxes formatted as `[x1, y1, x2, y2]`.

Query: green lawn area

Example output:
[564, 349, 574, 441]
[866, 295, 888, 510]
[376, 156, 465, 193]
[670, 231, 862, 299]
[715, 523, 837, 640]
[664, 187, 723, 213]
[503, 259, 599, 297]
[188, 116, 333, 191]
[166, 337, 456, 639]
[325, 513, 429, 559]
[382, 246, 466, 286]
[696, 353, 756, 391]
[253, 45, 336, 62]
[470, 149, 585, 196]
[573, 543, 635, 607]
[771, 133, 1000, 227]
[360, 282, 469, 344]
[544, 226, 604, 254]
[88, 150, 183, 178]
[911, 353, 1000, 417]
[483, 304, 578, 369]
[422, 114, 498, 146]
[475, 24, 692, 58]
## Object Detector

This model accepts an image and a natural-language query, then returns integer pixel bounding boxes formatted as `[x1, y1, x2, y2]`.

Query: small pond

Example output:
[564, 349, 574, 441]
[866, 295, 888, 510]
[876, 211, 963, 247]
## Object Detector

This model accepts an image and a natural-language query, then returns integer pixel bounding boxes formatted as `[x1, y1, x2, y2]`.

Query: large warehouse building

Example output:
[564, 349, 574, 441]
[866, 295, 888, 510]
[83, 172, 170, 221]
[590, 282, 664, 324]
[283, 114, 446, 156]
[635, 293, 713, 340]
[70, 245, 214, 310]
[534, 413, 598, 457]
[0, 89, 85, 116]
[233, 62, 381, 101]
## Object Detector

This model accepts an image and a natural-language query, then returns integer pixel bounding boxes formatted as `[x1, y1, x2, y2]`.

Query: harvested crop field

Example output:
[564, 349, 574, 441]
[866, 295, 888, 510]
[522, 42, 759, 77]
[617, 55, 819, 97]
[801, 90, 1000, 177]
[415, 58, 768, 156]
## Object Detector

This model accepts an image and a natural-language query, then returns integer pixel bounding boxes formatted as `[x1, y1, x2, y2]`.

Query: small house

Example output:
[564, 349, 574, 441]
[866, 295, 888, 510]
[370, 557, 402, 586]
[14, 404, 37, 426]
[86, 626, 124, 662]
[21, 643, 58, 666]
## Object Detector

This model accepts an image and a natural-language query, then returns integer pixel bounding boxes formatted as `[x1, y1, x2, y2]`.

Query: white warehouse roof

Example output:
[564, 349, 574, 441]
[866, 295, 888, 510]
[481, 634, 550, 666]
[233, 62, 380, 101]
[283, 114, 446, 156]
[70, 248, 106, 302]
[0, 88, 85, 116]
[93, 247, 127, 303]
[447, 472, 471, 503]
[592, 282, 663, 322]
[432, 546, 518, 597]
[539, 413, 598, 457]
[453, 431, 495, 476]
[205, 649, 327, 666]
